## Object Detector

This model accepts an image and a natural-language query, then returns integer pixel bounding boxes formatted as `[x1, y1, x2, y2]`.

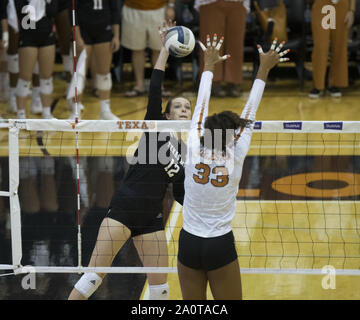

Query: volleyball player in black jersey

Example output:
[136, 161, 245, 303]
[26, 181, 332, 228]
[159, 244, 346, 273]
[15, 0, 58, 119]
[69, 0, 120, 120]
[68, 21, 191, 300]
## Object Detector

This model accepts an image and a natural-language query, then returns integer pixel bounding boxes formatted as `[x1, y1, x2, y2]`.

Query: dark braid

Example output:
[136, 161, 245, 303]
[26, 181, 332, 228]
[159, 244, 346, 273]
[200, 111, 253, 153]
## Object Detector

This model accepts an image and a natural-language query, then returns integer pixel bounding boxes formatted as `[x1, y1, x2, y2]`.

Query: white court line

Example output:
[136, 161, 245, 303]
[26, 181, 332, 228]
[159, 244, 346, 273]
[2, 266, 359, 276]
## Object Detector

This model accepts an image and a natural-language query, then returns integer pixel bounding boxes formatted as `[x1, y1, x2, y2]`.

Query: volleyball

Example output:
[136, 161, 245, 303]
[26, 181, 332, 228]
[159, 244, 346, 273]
[165, 26, 196, 58]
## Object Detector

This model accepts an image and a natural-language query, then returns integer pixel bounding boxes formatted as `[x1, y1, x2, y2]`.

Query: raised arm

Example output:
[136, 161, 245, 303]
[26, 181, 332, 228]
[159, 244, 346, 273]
[240, 40, 290, 122]
[145, 20, 175, 120]
[190, 34, 230, 134]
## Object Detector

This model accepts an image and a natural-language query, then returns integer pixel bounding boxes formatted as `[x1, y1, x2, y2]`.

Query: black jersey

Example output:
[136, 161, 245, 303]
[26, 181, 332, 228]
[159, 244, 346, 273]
[15, 0, 58, 33]
[109, 69, 186, 217]
[1, 0, 8, 20]
[74, 0, 120, 26]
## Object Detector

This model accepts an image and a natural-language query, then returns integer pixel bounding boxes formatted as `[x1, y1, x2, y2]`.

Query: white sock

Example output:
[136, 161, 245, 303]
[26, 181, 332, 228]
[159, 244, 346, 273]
[10, 87, 16, 98]
[32, 86, 41, 99]
[42, 106, 51, 117]
[149, 283, 169, 300]
[17, 109, 26, 119]
[100, 99, 111, 113]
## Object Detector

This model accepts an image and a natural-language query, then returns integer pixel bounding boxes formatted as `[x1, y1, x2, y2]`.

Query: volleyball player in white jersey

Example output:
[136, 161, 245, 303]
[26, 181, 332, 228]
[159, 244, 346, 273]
[178, 35, 290, 300]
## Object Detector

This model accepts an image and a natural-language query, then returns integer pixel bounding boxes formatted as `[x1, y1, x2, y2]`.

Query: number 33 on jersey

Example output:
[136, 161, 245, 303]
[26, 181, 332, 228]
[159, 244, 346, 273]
[193, 163, 229, 187]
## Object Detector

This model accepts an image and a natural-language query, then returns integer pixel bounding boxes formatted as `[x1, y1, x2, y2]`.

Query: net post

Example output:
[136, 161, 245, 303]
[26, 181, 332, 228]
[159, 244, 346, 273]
[8, 124, 22, 269]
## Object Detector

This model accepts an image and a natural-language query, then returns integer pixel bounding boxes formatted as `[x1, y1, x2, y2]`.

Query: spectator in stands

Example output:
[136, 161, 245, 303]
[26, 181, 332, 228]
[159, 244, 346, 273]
[253, 0, 288, 44]
[15, 0, 58, 119]
[309, 0, 356, 98]
[122, 0, 175, 97]
[70, 0, 121, 120]
[195, 0, 250, 97]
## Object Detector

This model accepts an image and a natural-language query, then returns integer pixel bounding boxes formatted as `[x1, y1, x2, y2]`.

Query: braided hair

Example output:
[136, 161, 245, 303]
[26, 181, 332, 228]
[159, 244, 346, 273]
[200, 111, 253, 153]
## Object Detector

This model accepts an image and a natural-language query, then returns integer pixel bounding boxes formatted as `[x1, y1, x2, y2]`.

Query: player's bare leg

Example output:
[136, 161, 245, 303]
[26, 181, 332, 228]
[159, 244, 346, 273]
[38, 45, 55, 119]
[92, 42, 118, 119]
[177, 261, 208, 300]
[207, 259, 242, 300]
[133, 230, 169, 299]
[68, 218, 131, 300]
[16, 47, 37, 118]
[126, 49, 145, 96]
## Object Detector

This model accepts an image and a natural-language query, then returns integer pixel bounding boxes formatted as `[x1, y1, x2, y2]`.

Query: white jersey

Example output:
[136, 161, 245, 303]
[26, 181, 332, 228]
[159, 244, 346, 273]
[183, 71, 265, 238]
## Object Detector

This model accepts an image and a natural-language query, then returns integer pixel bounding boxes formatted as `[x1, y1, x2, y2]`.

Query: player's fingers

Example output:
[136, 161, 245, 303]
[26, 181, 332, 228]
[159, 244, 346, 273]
[221, 54, 231, 61]
[275, 41, 286, 53]
[257, 44, 264, 54]
[160, 22, 166, 34]
[215, 36, 224, 51]
[279, 49, 290, 57]
[279, 57, 290, 62]
[212, 34, 218, 47]
[270, 38, 278, 51]
[198, 41, 207, 52]
[206, 34, 211, 47]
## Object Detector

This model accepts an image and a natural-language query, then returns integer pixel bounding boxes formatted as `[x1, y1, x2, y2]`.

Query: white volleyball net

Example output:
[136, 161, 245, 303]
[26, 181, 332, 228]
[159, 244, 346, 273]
[0, 119, 360, 277]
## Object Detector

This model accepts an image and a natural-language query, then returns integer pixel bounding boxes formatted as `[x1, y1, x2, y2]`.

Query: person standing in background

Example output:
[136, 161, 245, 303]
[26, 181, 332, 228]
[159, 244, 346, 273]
[194, 0, 250, 97]
[309, 0, 356, 98]
[122, 0, 175, 97]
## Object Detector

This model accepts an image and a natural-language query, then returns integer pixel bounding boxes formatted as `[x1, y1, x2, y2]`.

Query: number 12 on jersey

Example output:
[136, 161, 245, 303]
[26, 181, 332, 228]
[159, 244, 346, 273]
[193, 163, 229, 187]
[93, 0, 103, 10]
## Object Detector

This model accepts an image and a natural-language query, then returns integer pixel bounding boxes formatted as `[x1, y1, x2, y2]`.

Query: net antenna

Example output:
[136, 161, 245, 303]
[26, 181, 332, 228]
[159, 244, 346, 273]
[71, 0, 83, 269]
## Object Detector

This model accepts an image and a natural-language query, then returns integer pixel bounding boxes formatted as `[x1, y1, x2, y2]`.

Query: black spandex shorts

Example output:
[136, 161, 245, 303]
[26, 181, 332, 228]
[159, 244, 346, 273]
[106, 207, 164, 238]
[19, 29, 56, 48]
[177, 229, 238, 272]
[79, 23, 113, 45]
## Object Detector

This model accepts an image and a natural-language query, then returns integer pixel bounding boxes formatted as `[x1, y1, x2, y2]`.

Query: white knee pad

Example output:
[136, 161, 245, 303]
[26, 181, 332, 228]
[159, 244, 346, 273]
[149, 283, 169, 300]
[74, 273, 102, 299]
[33, 61, 39, 75]
[62, 54, 73, 73]
[40, 77, 53, 95]
[96, 73, 112, 91]
[8, 54, 19, 74]
[16, 78, 31, 97]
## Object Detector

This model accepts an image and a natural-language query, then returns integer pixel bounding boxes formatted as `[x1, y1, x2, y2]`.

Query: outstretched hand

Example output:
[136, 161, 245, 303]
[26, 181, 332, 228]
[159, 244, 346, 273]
[257, 38, 290, 71]
[159, 20, 177, 49]
[199, 34, 230, 72]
